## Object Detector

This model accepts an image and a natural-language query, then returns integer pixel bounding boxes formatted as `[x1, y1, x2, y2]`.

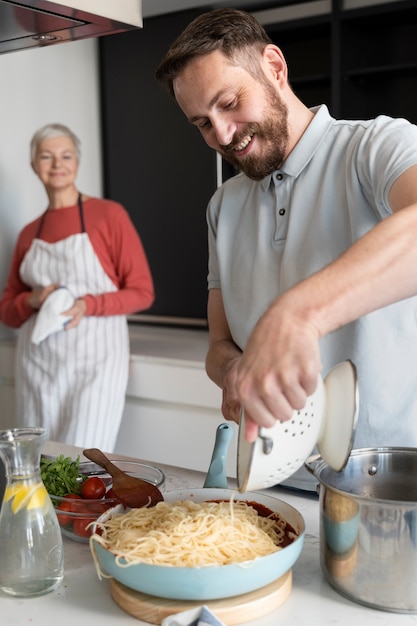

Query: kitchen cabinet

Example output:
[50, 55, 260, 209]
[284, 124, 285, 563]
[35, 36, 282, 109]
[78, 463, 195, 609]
[257, 0, 417, 124]
[0, 0, 143, 55]
[339, 0, 417, 122]
[114, 325, 237, 477]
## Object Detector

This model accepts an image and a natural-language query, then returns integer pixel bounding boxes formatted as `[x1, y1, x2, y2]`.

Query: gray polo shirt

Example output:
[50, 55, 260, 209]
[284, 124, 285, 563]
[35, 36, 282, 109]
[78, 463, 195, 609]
[207, 104, 417, 448]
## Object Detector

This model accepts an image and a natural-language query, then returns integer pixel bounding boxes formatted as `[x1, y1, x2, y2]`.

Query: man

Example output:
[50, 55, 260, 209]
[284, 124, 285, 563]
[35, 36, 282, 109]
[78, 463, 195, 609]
[156, 8, 417, 452]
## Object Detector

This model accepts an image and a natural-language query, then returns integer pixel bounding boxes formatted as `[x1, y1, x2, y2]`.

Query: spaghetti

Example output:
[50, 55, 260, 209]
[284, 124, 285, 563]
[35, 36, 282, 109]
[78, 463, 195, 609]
[91, 498, 289, 568]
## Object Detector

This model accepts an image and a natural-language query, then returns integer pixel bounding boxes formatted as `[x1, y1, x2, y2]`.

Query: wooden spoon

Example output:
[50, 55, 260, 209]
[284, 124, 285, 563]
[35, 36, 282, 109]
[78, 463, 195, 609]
[83, 448, 164, 508]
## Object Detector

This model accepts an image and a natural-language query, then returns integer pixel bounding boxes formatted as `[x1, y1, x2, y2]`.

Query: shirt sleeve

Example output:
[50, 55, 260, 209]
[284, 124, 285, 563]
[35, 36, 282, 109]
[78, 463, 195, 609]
[0, 230, 34, 328]
[356, 116, 417, 218]
[82, 203, 155, 316]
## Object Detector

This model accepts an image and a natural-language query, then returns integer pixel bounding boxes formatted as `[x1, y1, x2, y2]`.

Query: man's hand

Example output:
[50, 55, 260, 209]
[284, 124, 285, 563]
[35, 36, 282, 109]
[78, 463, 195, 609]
[221, 358, 241, 424]
[235, 292, 322, 441]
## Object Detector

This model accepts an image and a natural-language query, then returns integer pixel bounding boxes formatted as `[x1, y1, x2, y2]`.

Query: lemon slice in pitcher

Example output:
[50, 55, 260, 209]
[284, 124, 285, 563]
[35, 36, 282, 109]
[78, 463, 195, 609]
[4, 481, 48, 514]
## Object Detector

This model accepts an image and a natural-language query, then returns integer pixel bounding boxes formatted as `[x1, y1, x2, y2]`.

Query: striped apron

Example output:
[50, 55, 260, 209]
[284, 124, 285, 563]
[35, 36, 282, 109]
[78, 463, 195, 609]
[15, 196, 129, 451]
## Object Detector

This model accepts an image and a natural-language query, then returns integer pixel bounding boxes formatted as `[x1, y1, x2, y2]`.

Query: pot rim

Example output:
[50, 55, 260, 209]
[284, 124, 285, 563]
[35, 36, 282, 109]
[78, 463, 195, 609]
[306, 446, 417, 506]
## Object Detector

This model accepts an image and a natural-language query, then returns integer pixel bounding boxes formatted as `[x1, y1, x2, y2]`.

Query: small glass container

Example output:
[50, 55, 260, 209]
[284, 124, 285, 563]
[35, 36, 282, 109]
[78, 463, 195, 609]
[0, 427, 64, 597]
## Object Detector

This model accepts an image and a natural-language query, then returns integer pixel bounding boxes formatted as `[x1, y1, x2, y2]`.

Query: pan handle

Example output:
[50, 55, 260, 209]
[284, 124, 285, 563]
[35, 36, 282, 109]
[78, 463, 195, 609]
[204, 423, 233, 489]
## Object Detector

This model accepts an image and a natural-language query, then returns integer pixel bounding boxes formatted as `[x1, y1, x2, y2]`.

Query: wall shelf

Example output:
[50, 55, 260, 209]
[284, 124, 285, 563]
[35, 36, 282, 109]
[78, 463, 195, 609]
[291, 74, 331, 87]
[346, 62, 417, 81]
[263, 0, 417, 123]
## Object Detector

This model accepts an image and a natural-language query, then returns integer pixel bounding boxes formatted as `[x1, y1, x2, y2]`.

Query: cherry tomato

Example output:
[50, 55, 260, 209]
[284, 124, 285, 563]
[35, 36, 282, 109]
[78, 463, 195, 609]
[106, 487, 122, 504]
[81, 476, 106, 500]
[56, 494, 82, 526]
[87, 500, 113, 515]
[73, 516, 96, 538]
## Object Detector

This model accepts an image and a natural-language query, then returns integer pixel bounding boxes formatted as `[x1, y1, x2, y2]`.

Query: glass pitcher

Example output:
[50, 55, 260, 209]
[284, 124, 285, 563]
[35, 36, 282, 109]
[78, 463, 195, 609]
[0, 427, 64, 597]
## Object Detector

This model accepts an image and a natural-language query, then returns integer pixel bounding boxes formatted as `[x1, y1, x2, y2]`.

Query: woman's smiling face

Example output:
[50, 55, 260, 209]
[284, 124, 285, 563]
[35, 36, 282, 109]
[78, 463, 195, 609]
[32, 136, 79, 192]
[173, 49, 289, 180]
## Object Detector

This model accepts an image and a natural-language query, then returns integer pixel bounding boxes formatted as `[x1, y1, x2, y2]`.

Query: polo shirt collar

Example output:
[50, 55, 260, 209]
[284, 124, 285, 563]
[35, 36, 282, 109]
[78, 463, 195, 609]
[259, 104, 334, 190]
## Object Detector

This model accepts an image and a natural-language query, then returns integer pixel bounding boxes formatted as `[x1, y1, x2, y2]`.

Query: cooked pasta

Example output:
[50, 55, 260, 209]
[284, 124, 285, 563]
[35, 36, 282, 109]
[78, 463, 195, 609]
[91, 498, 289, 568]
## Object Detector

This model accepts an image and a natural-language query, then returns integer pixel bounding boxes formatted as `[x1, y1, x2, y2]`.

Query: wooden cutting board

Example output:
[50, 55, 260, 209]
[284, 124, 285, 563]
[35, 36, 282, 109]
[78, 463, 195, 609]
[110, 570, 292, 625]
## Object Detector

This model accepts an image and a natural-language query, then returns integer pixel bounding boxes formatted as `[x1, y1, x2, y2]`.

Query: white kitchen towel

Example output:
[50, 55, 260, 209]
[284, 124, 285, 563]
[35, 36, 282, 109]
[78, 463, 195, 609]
[161, 606, 225, 626]
[31, 286, 75, 345]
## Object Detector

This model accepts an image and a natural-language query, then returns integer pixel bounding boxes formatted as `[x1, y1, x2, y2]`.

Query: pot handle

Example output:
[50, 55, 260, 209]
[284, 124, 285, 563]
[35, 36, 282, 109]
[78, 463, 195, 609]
[304, 453, 322, 476]
[204, 423, 233, 488]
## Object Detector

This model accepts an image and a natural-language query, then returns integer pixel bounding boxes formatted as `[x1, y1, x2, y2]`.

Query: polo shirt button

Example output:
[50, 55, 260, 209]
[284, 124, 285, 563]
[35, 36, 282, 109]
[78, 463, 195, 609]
[276, 173, 283, 180]
[279, 208, 286, 216]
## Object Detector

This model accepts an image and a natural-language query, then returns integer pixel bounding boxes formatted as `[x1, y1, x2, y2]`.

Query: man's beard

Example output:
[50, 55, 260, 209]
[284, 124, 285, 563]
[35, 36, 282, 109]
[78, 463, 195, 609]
[219, 86, 289, 181]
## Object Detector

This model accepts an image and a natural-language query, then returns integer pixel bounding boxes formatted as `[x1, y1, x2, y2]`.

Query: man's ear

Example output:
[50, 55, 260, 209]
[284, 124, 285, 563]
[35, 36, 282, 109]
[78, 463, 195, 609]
[262, 44, 288, 86]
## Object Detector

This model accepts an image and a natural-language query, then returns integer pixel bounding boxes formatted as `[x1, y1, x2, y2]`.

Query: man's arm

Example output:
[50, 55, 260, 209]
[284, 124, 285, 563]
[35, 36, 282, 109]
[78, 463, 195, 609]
[235, 164, 417, 439]
[205, 288, 242, 423]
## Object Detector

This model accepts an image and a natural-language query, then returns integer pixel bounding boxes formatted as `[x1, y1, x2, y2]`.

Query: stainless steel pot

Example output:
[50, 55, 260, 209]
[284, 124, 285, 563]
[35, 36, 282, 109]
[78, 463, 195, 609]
[306, 447, 417, 613]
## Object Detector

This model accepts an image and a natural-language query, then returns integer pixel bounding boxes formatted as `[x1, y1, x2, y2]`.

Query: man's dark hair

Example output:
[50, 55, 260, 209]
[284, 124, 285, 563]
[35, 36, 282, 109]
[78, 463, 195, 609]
[155, 8, 272, 97]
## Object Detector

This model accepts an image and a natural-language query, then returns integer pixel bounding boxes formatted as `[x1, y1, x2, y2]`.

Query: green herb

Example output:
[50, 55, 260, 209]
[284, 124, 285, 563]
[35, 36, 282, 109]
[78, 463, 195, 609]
[40, 454, 85, 496]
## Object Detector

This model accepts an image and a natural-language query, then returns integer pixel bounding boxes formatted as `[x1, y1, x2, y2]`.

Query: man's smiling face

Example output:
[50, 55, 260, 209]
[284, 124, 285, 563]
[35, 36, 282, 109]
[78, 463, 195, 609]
[173, 49, 289, 180]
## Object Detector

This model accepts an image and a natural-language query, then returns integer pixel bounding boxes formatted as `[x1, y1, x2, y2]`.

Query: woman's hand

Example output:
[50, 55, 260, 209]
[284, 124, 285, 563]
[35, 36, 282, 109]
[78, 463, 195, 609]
[63, 298, 86, 329]
[28, 284, 58, 310]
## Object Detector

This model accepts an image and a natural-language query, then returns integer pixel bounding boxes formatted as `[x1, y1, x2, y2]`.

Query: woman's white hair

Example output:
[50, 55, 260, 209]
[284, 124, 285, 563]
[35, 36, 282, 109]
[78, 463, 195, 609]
[30, 123, 81, 164]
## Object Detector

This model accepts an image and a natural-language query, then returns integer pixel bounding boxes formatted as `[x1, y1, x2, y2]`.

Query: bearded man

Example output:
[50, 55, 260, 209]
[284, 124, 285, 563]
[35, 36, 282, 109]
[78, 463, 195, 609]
[156, 8, 417, 488]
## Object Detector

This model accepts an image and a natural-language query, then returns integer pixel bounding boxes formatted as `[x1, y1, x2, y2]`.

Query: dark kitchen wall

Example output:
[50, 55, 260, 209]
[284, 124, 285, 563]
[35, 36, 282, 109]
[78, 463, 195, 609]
[99, 10, 217, 326]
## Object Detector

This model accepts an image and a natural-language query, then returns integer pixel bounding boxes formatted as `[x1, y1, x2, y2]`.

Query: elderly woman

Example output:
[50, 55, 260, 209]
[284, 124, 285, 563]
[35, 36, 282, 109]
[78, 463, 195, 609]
[0, 123, 154, 450]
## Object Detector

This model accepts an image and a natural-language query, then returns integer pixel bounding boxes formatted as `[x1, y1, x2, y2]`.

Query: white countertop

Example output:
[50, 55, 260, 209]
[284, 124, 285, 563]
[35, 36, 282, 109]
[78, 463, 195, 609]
[128, 324, 210, 366]
[0, 324, 211, 370]
[2, 441, 416, 626]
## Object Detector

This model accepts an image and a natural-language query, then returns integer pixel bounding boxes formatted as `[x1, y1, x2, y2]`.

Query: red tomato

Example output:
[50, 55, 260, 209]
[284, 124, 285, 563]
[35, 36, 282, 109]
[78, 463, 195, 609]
[106, 487, 122, 504]
[87, 500, 113, 515]
[81, 476, 106, 500]
[73, 516, 96, 538]
[56, 494, 82, 526]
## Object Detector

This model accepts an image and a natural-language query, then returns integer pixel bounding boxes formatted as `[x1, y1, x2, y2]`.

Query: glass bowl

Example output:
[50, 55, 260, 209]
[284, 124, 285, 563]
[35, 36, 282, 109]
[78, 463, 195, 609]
[50, 460, 165, 543]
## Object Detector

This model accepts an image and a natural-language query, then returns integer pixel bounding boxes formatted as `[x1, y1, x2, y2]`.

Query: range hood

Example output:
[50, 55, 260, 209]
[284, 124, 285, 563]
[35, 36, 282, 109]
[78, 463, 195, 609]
[0, 0, 142, 55]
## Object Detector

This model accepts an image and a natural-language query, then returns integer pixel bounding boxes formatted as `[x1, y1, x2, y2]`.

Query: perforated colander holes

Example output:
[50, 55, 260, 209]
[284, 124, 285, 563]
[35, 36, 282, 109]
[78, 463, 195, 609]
[270, 458, 304, 481]
[284, 407, 315, 437]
